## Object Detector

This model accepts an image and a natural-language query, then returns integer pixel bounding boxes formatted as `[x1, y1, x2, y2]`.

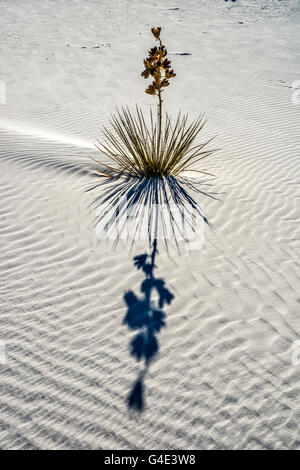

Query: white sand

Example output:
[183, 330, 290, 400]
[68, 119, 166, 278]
[0, 0, 300, 450]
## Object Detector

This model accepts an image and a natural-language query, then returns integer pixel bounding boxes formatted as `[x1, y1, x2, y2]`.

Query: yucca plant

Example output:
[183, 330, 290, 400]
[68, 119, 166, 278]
[90, 27, 217, 247]
[93, 27, 216, 179]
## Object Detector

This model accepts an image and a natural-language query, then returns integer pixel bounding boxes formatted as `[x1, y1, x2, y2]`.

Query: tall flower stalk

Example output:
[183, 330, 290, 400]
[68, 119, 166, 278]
[142, 27, 176, 160]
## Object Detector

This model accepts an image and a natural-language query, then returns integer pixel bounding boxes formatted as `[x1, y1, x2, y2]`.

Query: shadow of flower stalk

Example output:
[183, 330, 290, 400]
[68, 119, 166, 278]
[124, 239, 174, 411]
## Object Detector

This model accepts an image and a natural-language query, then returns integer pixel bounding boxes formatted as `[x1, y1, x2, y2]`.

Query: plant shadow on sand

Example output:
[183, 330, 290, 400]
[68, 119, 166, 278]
[124, 239, 173, 411]
[88, 174, 217, 411]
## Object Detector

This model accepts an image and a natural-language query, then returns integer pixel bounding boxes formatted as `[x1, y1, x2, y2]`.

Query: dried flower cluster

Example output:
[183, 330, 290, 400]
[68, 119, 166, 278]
[141, 27, 176, 97]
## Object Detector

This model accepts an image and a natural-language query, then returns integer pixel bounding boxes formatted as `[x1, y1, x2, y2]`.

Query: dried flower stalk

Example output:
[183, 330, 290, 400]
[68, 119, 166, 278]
[141, 27, 176, 157]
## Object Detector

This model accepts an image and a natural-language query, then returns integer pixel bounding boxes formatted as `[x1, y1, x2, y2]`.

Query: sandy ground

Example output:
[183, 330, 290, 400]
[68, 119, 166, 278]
[0, 0, 300, 450]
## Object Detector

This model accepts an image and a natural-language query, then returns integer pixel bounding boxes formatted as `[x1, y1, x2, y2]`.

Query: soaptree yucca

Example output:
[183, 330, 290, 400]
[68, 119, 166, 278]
[93, 27, 216, 179]
[90, 27, 217, 248]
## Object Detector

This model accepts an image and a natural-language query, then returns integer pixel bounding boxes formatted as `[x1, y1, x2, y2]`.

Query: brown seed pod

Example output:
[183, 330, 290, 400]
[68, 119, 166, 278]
[161, 79, 169, 87]
[162, 59, 171, 69]
[165, 69, 176, 79]
[151, 27, 161, 39]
